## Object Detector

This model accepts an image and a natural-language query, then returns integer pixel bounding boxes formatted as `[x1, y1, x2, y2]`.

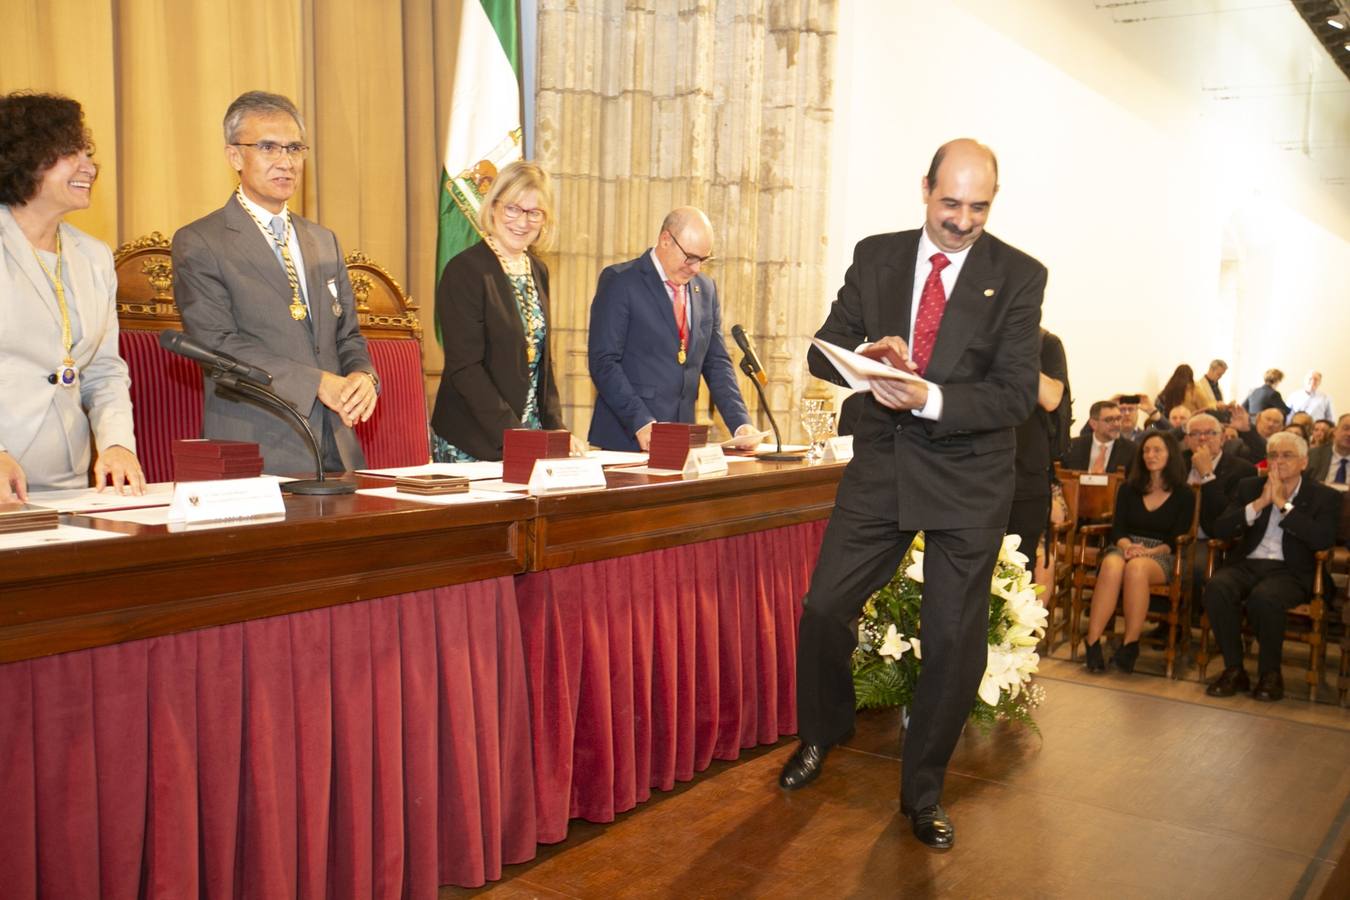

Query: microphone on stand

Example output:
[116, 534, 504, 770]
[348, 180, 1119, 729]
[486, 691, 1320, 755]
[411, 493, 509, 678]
[730, 324, 802, 462]
[158, 330, 355, 495]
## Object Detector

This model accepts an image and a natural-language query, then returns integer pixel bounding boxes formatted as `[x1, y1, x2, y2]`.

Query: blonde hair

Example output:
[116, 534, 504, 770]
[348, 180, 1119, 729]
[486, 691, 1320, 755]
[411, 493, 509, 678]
[477, 160, 555, 253]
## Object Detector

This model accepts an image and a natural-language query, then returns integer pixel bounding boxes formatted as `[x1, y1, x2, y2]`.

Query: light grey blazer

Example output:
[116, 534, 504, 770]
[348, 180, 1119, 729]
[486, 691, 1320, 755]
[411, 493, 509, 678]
[172, 195, 374, 475]
[0, 206, 135, 490]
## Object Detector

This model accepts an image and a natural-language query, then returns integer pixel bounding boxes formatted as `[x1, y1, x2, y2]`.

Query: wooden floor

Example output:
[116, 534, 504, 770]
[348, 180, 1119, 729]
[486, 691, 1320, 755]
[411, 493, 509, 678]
[444, 653, 1350, 899]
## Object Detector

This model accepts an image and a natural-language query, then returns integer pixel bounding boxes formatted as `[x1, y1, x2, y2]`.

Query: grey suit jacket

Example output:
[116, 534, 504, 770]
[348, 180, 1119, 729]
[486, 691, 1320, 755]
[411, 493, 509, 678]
[172, 195, 373, 475]
[1306, 443, 1349, 484]
[0, 206, 135, 490]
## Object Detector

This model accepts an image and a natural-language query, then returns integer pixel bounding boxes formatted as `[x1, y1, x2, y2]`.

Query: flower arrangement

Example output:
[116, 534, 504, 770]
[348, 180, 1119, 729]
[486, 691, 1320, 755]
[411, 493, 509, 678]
[852, 533, 1048, 731]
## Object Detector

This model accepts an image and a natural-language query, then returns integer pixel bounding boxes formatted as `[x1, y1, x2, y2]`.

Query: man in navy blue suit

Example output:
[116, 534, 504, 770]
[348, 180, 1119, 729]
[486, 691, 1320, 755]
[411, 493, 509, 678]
[587, 207, 758, 451]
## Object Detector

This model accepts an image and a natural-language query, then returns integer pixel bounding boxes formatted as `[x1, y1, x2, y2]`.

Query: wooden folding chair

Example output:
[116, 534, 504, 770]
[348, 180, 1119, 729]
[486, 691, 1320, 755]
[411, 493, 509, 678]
[1060, 467, 1124, 661]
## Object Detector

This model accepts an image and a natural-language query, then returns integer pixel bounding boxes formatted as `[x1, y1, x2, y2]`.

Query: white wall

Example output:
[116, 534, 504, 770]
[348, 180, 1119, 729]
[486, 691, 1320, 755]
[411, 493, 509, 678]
[826, 0, 1350, 427]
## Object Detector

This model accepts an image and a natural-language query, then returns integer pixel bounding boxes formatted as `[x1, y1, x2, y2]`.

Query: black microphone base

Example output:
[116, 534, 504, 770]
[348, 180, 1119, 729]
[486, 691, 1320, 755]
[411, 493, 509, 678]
[282, 478, 357, 495]
[758, 452, 806, 461]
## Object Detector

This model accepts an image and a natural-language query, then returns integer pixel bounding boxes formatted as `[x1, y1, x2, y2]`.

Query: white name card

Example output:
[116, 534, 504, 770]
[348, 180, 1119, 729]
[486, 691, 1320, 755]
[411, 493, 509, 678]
[824, 435, 854, 461]
[167, 477, 286, 525]
[1078, 473, 1109, 487]
[527, 458, 607, 495]
[682, 445, 728, 478]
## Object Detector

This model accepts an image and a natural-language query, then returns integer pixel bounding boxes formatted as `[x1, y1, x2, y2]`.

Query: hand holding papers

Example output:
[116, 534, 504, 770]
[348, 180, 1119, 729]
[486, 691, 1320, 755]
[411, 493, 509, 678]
[810, 338, 926, 392]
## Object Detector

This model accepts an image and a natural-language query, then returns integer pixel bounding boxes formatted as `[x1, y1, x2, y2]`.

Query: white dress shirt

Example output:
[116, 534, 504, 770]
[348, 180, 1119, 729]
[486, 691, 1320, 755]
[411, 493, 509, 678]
[238, 191, 310, 314]
[1245, 478, 1301, 561]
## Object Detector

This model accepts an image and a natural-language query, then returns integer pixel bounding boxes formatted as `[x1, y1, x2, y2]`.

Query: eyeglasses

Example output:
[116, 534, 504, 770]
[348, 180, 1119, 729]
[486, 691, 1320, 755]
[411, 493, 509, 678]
[667, 231, 714, 267]
[233, 141, 309, 160]
[1188, 430, 1220, 438]
[1098, 415, 1122, 424]
[499, 202, 545, 224]
[1267, 451, 1303, 461]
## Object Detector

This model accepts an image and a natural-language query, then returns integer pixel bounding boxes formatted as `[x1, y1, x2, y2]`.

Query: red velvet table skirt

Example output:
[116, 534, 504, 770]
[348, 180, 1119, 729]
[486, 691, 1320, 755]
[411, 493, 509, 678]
[0, 578, 535, 898]
[516, 519, 826, 842]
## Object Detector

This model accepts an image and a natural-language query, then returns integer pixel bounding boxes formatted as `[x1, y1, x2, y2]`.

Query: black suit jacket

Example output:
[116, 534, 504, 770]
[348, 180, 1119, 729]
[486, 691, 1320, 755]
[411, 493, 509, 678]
[430, 240, 564, 460]
[808, 228, 1045, 531]
[1212, 475, 1341, 592]
[1185, 450, 1257, 536]
[1060, 434, 1134, 473]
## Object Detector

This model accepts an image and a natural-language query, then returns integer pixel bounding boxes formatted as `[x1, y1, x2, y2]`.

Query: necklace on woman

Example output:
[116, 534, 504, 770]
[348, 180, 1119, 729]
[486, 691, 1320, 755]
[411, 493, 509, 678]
[30, 229, 79, 387]
[485, 237, 544, 363]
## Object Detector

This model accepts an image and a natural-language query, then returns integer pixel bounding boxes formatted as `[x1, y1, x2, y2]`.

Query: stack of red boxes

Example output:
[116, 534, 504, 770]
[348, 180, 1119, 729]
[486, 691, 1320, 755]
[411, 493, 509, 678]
[648, 422, 710, 471]
[502, 428, 572, 484]
[172, 439, 265, 482]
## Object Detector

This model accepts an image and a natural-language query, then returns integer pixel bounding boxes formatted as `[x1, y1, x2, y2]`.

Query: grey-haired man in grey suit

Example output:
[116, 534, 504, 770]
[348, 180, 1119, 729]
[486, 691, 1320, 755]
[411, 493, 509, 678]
[173, 91, 377, 475]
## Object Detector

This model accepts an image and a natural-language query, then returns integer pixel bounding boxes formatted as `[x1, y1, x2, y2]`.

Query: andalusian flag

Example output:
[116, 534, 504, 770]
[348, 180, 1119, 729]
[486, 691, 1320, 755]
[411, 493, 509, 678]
[436, 0, 524, 290]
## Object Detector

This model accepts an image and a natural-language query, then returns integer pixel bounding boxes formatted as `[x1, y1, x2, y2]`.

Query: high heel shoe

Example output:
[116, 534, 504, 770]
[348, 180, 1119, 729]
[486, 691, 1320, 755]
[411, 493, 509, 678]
[1084, 639, 1105, 673]
[1113, 640, 1140, 674]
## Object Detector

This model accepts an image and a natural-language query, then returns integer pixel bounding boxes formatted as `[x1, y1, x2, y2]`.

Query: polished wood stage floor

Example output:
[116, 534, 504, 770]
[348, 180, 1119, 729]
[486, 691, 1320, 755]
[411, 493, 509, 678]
[445, 652, 1350, 899]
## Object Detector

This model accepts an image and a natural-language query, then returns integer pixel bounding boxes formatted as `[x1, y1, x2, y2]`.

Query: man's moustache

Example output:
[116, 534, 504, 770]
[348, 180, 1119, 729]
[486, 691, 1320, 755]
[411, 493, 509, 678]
[942, 222, 973, 237]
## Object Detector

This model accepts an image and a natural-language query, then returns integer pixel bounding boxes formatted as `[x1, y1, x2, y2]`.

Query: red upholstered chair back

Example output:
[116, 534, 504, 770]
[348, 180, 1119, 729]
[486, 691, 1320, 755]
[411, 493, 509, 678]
[113, 233, 203, 483]
[114, 235, 430, 478]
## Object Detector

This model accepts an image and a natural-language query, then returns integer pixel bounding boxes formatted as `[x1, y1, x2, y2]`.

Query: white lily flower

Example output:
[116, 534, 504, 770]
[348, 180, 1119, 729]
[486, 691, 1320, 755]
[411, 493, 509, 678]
[905, 549, 925, 583]
[878, 624, 911, 661]
[998, 533, 1030, 569]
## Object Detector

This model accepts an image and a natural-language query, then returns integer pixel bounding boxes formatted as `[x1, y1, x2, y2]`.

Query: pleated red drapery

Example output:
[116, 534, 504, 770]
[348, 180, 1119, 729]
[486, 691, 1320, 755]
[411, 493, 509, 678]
[0, 578, 535, 898]
[516, 520, 826, 842]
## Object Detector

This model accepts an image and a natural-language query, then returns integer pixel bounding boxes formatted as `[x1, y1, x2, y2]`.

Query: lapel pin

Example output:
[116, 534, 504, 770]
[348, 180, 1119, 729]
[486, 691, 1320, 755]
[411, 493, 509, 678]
[692, 284, 700, 294]
[983, 288, 995, 297]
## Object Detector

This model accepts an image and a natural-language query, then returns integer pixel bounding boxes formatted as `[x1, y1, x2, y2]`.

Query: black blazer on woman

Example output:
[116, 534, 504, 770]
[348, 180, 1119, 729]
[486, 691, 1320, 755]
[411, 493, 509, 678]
[431, 240, 564, 461]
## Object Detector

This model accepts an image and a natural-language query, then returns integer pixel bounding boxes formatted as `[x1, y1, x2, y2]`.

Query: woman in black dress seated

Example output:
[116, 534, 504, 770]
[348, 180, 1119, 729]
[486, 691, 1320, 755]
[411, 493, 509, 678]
[1082, 431, 1194, 673]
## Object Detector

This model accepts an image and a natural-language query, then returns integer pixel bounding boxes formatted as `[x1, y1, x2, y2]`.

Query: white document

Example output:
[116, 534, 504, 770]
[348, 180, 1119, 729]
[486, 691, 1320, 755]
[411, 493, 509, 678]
[753, 442, 810, 453]
[167, 477, 286, 524]
[824, 435, 854, 461]
[810, 338, 929, 392]
[720, 429, 772, 449]
[356, 487, 527, 505]
[681, 445, 728, 477]
[356, 461, 504, 481]
[583, 450, 649, 466]
[0, 524, 129, 550]
[27, 482, 175, 514]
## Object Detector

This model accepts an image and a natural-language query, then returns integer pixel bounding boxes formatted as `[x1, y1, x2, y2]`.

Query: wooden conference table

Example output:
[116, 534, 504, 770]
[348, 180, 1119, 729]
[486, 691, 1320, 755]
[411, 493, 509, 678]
[0, 458, 843, 898]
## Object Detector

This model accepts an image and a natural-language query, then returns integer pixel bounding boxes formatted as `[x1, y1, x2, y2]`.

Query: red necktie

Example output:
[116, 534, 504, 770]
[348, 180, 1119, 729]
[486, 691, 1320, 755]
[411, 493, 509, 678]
[666, 280, 688, 362]
[910, 253, 950, 376]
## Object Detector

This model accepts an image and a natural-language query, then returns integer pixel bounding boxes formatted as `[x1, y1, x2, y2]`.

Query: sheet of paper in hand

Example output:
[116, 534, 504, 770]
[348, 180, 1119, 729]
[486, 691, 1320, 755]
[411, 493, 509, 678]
[810, 338, 929, 392]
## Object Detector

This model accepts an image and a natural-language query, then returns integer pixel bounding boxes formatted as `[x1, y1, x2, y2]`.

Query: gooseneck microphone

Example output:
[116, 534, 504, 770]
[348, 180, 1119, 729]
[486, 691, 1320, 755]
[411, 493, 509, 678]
[158, 329, 273, 387]
[729, 324, 802, 462]
[158, 330, 355, 495]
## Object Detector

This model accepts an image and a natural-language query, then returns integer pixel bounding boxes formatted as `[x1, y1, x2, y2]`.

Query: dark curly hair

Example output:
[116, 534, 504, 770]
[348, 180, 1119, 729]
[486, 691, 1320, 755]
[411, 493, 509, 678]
[0, 92, 92, 206]
[1126, 431, 1187, 494]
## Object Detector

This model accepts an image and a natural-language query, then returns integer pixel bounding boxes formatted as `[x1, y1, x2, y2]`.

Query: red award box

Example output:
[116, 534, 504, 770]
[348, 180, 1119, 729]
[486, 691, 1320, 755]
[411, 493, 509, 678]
[502, 428, 572, 484]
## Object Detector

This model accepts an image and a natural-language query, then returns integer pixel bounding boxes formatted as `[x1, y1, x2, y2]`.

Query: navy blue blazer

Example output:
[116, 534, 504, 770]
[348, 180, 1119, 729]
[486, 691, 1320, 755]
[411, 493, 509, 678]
[587, 250, 750, 450]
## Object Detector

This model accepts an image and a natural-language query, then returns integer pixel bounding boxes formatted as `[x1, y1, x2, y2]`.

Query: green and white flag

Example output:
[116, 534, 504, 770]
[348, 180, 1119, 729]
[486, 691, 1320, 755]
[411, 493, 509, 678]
[436, 0, 523, 297]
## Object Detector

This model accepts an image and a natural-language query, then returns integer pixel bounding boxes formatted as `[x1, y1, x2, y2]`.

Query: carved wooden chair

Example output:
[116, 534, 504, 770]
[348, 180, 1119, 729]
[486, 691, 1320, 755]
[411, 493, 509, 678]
[1060, 467, 1125, 661]
[1040, 476, 1079, 655]
[114, 234, 431, 479]
[1138, 485, 1202, 678]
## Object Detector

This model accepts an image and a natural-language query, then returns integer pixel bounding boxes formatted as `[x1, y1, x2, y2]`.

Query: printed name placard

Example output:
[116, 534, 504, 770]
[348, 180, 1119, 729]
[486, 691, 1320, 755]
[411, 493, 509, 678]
[682, 445, 728, 478]
[167, 477, 285, 524]
[824, 435, 854, 461]
[527, 458, 607, 495]
[1078, 473, 1109, 487]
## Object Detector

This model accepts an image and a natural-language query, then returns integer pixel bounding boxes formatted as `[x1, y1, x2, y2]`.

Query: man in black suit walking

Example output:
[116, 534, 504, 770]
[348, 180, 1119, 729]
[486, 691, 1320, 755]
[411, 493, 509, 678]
[778, 139, 1044, 850]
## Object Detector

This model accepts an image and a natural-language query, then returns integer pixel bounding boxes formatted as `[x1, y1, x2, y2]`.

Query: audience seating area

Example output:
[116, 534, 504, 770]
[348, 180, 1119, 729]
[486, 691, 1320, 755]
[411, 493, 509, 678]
[113, 233, 430, 481]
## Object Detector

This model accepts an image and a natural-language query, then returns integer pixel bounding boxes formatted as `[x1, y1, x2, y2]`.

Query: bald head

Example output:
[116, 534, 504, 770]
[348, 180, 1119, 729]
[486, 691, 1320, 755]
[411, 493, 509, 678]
[655, 206, 714, 286]
[922, 139, 999, 254]
[1256, 407, 1284, 438]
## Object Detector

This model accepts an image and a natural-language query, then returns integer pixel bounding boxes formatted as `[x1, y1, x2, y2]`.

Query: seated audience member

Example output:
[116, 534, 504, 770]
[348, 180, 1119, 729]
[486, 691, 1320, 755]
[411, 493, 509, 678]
[1062, 400, 1134, 472]
[1082, 432, 1195, 674]
[1243, 368, 1289, 417]
[0, 91, 145, 500]
[1227, 405, 1285, 463]
[1192, 359, 1226, 410]
[1166, 404, 1192, 434]
[1285, 370, 1333, 423]
[1288, 410, 1314, 434]
[1306, 413, 1350, 486]
[1155, 364, 1198, 421]
[1284, 423, 1310, 442]
[1115, 393, 1151, 442]
[587, 206, 758, 451]
[1186, 413, 1257, 538]
[430, 161, 583, 462]
[1309, 419, 1335, 448]
[1203, 431, 1339, 701]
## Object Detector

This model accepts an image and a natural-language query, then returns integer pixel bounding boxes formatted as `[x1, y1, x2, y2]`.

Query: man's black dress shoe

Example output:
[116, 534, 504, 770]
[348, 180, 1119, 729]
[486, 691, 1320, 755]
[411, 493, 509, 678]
[904, 803, 954, 850]
[1252, 670, 1284, 702]
[778, 742, 831, 789]
[1205, 666, 1250, 697]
